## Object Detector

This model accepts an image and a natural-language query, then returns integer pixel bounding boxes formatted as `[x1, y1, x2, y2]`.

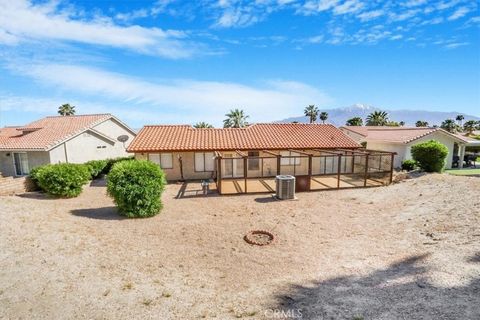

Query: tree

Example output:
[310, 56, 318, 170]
[223, 109, 249, 128]
[58, 103, 76, 116]
[399, 121, 405, 126]
[440, 119, 459, 133]
[319, 112, 328, 124]
[415, 120, 429, 127]
[463, 120, 477, 135]
[304, 105, 319, 123]
[366, 111, 389, 126]
[456, 114, 464, 126]
[193, 122, 214, 128]
[386, 121, 400, 127]
[345, 117, 363, 126]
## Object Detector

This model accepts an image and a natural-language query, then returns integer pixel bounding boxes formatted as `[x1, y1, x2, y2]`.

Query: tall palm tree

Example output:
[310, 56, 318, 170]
[223, 109, 249, 128]
[456, 114, 464, 126]
[345, 117, 363, 126]
[440, 119, 459, 133]
[319, 112, 328, 124]
[366, 111, 389, 126]
[193, 122, 214, 128]
[58, 103, 76, 116]
[415, 120, 429, 127]
[463, 120, 477, 135]
[304, 105, 319, 123]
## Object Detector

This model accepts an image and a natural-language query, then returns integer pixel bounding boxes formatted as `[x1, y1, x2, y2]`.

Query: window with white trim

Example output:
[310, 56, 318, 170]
[280, 151, 301, 166]
[148, 153, 173, 169]
[195, 152, 215, 172]
[13, 152, 30, 176]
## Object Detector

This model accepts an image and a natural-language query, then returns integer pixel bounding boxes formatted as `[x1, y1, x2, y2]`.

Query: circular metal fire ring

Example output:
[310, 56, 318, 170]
[244, 230, 274, 246]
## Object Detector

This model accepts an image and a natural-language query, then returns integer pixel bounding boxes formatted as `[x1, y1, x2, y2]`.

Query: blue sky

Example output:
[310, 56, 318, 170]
[0, 0, 479, 128]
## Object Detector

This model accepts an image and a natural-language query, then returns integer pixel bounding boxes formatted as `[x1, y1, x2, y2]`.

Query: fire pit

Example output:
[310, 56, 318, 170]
[244, 230, 274, 246]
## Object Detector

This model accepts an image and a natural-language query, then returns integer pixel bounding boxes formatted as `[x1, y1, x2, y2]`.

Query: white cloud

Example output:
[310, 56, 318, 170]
[307, 35, 324, 43]
[0, 0, 202, 59]
[448, 6, 470, 21]
[333, 0, 364, 15]
[357, 9, 384, 21]
[6, 62, 332, 124]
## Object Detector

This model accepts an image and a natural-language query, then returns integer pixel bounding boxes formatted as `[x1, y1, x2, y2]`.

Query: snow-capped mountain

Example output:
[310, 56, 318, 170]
[277, 104, 479, 126]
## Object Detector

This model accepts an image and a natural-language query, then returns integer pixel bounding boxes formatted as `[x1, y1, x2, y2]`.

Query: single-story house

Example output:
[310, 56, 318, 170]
[0, 114, 136, 177]
[339, 126, 469, 169]
[128, 123, 396, 194]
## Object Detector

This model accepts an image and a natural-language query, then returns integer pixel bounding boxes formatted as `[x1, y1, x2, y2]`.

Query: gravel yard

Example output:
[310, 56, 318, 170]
[0, 174, 479, 319]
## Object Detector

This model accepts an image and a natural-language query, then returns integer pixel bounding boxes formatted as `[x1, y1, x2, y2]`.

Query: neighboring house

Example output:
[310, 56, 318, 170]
[340, 126, 468, 169]
[0, 114, 136, 177]
[128, 123, 360, 180]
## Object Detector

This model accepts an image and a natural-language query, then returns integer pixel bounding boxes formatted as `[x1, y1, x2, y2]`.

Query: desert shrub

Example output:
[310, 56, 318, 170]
[28, 166, 44, 189]
[107, 160, 166, 218]
[102, 156, 135, 174]
[85, 159, 107, 179]
[401, 159, 416, 171]
[36, 163, 90, 197]
[411, 140, 449, 173]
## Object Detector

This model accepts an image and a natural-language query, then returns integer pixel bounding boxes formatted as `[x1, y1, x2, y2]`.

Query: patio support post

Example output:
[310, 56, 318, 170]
[277, 155, 281, 175]
[217, 156, 222, 194]
[389, 153, 394, 184]
[244, 156, 248, 193]
[458, 144, 466, 169]
[337, 154, 342, 189]
[364, 154, 369, 187]
[308, 155, 312, 191]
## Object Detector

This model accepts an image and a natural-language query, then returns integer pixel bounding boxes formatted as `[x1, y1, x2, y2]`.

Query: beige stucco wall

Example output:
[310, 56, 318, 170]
[367, 131, 460, 169]
[0, 151, 50, 177]
[93, 118, 135, 150]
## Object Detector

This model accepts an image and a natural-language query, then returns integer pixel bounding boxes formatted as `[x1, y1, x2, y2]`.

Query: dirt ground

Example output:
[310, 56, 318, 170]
[0, 174, 479, 319]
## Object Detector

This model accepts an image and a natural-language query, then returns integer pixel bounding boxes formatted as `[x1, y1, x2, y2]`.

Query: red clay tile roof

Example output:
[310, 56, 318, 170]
[0, 114, 113, 150]
[127, 123, 360, 152]
[341, 126, 468, 144]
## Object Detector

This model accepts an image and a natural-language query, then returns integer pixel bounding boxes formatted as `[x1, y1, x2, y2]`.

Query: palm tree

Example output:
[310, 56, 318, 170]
[304, 105, 319, 123]
[345, 117, 363, 126]
[193, 122, 214, 128]
[463, 120, 477, 135]
[456, 114, 464, 126]
[440, 119, 459, 133]
[58, 103, 76, 116]
[415, 120, 429, 127]
[223, 109, 249, 128]
[319, 112, 328, 124]
[366, 111, 389, 126]
[399, 121, 405, 126]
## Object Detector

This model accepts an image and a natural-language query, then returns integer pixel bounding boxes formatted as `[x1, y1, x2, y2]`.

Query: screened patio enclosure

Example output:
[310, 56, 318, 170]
[214, 149, 395, 195]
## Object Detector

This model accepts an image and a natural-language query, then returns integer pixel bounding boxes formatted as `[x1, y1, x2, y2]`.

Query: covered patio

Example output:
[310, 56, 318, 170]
[215, 149, 395, 195]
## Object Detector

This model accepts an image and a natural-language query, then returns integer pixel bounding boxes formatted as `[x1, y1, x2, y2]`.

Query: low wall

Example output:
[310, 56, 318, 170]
[0, 176, 36, 196]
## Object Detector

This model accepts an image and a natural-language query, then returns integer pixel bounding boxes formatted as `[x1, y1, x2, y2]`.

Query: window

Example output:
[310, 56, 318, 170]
[280, 151, 301, 166]
[13, 153, 29, 176]
[248, 151, 259, 170]
[148, 153, 173, 169]
[195, 152, 215, 172]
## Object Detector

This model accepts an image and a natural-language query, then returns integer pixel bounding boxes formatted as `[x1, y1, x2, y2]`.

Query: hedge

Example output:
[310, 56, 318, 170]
[107, 160, 166, 218]
[411, 140, 449, 173]
[401, 159, 416, 171]
[102, 156, 135, 175]
[85, 160, 107, 179]
[35, 163, 91, 197]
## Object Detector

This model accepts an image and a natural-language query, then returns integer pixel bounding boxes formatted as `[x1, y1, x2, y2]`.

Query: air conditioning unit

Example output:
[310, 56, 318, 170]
[275, 175, 295, 200]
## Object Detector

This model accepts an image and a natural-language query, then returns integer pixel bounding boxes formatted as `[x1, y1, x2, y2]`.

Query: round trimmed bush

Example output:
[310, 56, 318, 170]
[85, 159, 107, 179]
[411, 140, 449, 173]
[401, 159, 416, 171]
[36, 163, 91, 197]
[107, 160, 166, 218]
[102, 156, 134, 175]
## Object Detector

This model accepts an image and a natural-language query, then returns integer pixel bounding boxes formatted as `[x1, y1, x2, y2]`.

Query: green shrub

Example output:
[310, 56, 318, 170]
[401, 159, 416, 171]
[107, 160, 166, 218]
[29, 166, 43, 189]
[411, 140, 449, 173]
[102, 156, 135, 174]
[36, 163, 90, 197]
[85, 160, 107, 179]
